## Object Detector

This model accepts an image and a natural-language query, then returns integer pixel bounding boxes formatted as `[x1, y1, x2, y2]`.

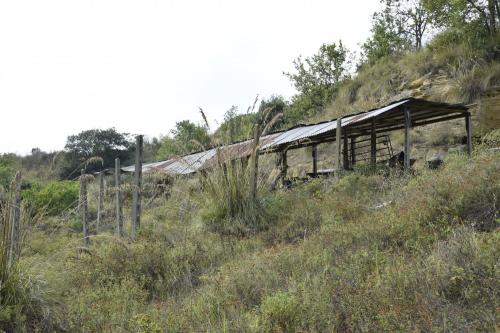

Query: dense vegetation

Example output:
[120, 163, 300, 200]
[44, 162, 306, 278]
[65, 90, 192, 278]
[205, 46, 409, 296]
[1, 0, 499, 331]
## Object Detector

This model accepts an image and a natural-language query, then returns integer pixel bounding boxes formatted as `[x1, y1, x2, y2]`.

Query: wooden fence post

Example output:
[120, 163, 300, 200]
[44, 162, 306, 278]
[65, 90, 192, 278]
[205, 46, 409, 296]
[8, 171, 21, 267]
[115, 158, 123, 237]
[96, 171, 104, 233]
[79, 169, 89, 247]
[132, 135, 143, 239]
[250, 126, 260, 201]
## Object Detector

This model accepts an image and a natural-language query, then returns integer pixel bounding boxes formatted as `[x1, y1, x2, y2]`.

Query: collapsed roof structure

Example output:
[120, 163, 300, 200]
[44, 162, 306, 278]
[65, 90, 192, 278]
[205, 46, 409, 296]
[123, 98, 471, 176]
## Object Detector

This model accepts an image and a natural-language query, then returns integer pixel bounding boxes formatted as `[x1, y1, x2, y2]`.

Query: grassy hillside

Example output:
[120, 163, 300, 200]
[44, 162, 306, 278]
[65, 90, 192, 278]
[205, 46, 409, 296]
[7, 147, 498, 332]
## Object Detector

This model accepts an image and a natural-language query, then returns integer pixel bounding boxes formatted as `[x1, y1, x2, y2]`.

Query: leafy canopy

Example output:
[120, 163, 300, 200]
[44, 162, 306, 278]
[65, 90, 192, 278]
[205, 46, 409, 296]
[61, 128, 133, 178]
[156, 120, 211, 160]
[284, 41, 350, 124]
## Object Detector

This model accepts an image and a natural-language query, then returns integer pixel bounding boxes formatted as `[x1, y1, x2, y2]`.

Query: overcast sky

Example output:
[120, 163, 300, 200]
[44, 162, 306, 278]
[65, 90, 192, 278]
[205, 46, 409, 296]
[0, 0, 381, 154]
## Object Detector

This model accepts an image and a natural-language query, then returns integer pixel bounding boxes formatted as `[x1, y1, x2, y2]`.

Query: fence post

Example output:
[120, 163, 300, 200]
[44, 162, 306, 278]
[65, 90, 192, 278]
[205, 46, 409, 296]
[79, 169, 89, 247]
[115, 158, 123, 237]
[96, 171, 104, 233]
[8, 171, 22, 267]
[132, 135, 143, 239]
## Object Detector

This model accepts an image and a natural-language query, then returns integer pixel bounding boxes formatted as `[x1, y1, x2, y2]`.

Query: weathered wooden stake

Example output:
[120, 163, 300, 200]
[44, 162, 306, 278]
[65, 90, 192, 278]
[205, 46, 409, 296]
[404, 107, 412, 169]
[335, 117, 342, 175]
[250, 126, 260, 201]
[79, 169, 89, 247]
[96, 171, 104, 233]
[465, 112, 472, 156]
[115, 158, 123, 237]
[350, 137, 356, 166]
[132, 135, 143, 239]
[8, 171, 22, 267]
[343, 131, 349, 169]
[370, 118, 377, 168]
[311, 145, 318, 177]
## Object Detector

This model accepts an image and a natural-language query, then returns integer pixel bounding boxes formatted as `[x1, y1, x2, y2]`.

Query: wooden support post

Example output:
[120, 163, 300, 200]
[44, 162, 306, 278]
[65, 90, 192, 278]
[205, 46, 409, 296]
[132, 135, 143, 239]
[336, 117, 342, 175]
[80, 169, 89, 247]
[250, 126, 260, 201]
[311, 145, 318, 177]
[350, 137, 356, 166]
[280, 150, 288, 186]
[404, 107, 411, 169]
[343, 132, 349, 169]
[241, 156, 249, 171]
[465, 112, 472, 157]
[96, 171, 104, 233]
[370, 118, 377, 168]
[115, 158, 123, 237]
[8, 171, 21, 267]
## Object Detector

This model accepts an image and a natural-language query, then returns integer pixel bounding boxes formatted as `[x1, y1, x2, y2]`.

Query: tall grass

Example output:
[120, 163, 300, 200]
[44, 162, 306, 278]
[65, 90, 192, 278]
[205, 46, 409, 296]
[200, 105, 282, 237]
[0, 173, 53, 332]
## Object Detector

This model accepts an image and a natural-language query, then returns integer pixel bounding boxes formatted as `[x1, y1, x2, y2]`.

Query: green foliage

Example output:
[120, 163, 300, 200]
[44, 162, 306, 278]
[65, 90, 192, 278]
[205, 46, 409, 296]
[156, 120, 211, 160]
[283, 42, 351, 124]
[65, 277, 149, 332]
[361, 4, 411, 66]
[0, 186, 53, 332]
[22, 181, 79, 216]
[423, 0, 499, 37]
[0, 154, 16, 191]
[214, 106, 257, 143]
[260, 291, 303, 332]
[61, 128, 133, 179]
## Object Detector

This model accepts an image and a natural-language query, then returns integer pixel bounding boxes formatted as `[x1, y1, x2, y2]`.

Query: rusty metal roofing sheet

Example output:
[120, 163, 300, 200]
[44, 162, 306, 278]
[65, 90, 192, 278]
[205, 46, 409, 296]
[161, 148, 218, 175]
[342, 99, 410, 126]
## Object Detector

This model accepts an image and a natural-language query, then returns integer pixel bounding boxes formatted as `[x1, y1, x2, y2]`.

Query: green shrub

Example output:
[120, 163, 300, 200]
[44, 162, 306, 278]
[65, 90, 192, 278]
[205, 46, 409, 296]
[261, 291, 303, 332]
[22, 180, 79, 216]
[65, 278, 149, 332]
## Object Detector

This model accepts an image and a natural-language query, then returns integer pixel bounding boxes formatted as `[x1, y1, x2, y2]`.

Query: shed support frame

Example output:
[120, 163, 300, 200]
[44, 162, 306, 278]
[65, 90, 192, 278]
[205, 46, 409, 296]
[370, 119, 376, 167]
[465, 112, 472, 156]
[311, 145, 318, 177]
[404, 107, 412, 169]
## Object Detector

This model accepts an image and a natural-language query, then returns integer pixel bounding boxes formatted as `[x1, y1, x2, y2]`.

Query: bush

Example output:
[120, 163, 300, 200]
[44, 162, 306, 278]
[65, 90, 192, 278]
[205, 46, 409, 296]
[22, 181, 79, 216]
[261, 291, 303, 332]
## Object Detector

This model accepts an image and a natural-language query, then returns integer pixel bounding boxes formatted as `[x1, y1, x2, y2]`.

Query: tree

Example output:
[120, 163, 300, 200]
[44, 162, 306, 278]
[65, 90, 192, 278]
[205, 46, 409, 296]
[362, 5, 410, 65]
[362, 0, 432, 65]
[284, 41, 351, 120]
[60, 128, 133, 178]
[423, 0, 499, 36]
[156, 120, 211, 160]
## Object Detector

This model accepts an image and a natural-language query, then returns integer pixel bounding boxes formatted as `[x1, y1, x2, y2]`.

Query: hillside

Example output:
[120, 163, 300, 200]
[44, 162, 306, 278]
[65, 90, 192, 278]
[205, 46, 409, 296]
[2, 12, 500, 333]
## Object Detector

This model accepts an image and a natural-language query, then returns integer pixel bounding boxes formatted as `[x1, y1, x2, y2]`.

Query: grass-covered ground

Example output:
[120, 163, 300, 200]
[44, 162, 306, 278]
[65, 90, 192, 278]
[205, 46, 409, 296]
[4, 148, 497, 332]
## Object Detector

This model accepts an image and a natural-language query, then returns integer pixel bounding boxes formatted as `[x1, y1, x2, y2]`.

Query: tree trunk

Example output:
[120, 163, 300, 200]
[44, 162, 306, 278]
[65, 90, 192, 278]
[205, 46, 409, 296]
[489, 0, 497, 34]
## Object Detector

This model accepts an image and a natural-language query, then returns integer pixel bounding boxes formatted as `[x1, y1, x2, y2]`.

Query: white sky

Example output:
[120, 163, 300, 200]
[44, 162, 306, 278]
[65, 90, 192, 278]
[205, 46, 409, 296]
[0, 0, 381, 154]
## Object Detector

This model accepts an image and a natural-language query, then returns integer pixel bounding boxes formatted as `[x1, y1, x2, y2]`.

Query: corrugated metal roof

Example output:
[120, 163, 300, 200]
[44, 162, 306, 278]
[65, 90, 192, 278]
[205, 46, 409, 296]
[124, 98, 467, 175]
